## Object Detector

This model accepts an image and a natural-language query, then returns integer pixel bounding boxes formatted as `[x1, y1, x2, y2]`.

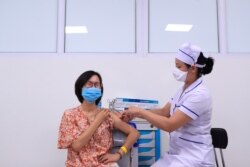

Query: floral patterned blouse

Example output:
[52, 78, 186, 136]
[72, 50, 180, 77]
[58, 106, 114, 167]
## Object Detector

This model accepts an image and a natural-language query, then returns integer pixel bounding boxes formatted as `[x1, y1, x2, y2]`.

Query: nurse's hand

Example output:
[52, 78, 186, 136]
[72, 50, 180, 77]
[120, 111, 134, 122]
[124, 106, 144, 118]
[111, 110, 134, 122]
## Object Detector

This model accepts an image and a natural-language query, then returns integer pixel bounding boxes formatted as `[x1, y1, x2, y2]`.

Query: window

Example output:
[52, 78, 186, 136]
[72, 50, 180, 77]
[149, 0, 219, 53]
[65, 0, 136, 53]
[0, 0, 57, 52]
[226, 0, 250, 53]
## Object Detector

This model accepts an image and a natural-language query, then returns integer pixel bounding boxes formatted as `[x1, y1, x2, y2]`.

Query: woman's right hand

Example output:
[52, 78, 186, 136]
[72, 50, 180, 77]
[95, 109, 110, 124]
[98, 153, 121, 164]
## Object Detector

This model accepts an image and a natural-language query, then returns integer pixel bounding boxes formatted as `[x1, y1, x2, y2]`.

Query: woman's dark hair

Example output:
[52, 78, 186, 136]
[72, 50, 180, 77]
[75, 70, 103, 105]
[184, 52, 214, 78]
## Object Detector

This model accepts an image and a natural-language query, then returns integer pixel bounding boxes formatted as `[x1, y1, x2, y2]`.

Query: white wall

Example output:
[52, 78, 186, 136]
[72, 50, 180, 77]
[0, 53, 250, 167]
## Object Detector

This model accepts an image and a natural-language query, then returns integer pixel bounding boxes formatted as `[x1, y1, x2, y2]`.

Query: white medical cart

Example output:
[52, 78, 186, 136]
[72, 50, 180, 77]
[113, 98, 161, 167]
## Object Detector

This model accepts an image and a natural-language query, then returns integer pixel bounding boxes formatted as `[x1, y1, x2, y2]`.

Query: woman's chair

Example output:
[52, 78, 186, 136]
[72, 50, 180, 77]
[210, 128, 228, 167]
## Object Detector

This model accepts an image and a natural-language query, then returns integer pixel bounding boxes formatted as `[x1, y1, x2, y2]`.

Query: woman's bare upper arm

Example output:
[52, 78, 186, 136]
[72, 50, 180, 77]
[110, 112, 133, 135]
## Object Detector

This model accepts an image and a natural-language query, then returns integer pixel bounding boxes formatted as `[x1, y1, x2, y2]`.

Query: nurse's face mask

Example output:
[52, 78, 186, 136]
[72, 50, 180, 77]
[173, 59, 191, 82]
[173, 67, 188, 82]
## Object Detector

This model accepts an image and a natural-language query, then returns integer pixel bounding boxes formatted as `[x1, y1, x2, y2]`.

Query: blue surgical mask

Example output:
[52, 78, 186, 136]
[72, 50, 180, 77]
[81, 87, 102, 104]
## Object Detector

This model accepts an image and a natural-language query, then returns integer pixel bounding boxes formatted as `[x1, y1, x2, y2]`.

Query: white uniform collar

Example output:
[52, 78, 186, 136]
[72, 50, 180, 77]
[184, 77, 203, 94]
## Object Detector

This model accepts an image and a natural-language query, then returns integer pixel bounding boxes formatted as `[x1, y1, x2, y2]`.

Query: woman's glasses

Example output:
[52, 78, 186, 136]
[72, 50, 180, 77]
[85, 81, 101, 88]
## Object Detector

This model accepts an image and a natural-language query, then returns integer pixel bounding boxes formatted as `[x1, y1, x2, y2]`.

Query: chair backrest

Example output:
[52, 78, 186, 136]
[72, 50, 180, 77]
[211, 128, 228, 167]
[211, 128, 228, 149]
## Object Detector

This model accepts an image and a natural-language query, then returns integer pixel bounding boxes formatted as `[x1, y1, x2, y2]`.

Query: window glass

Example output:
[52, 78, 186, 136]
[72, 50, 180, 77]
[65, 0, 135, 53]
[149, 0, 218, 53]
[0, 0, 57, 52]
[226, 0, 250, 53]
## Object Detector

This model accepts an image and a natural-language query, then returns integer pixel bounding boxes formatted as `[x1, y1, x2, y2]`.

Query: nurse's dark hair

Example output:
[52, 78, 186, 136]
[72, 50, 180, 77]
[185, 52, 214, 77]
[197, 52, 214, 76]
[75, 70, 103, 104]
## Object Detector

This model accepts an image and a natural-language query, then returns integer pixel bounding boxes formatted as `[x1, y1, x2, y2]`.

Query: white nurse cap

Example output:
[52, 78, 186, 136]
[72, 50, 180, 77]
[176, 42, 205, 68]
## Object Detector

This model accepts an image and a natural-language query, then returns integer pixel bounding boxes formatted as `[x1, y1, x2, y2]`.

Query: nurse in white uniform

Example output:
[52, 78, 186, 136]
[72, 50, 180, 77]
[123, 43, 215, 167]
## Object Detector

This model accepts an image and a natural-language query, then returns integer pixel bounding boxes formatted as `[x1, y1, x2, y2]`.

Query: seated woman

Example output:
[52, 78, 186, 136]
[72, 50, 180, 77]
[58, 70, 140, 167]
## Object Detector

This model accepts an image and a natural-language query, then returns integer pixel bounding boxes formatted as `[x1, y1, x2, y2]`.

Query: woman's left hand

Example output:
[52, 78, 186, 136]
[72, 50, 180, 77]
[98, 153, 120, 164]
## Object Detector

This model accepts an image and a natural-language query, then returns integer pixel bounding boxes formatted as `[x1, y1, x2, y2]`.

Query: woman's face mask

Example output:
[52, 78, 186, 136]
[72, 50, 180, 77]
[81, 87, 102, 104]
[173, 67, 188, 82]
